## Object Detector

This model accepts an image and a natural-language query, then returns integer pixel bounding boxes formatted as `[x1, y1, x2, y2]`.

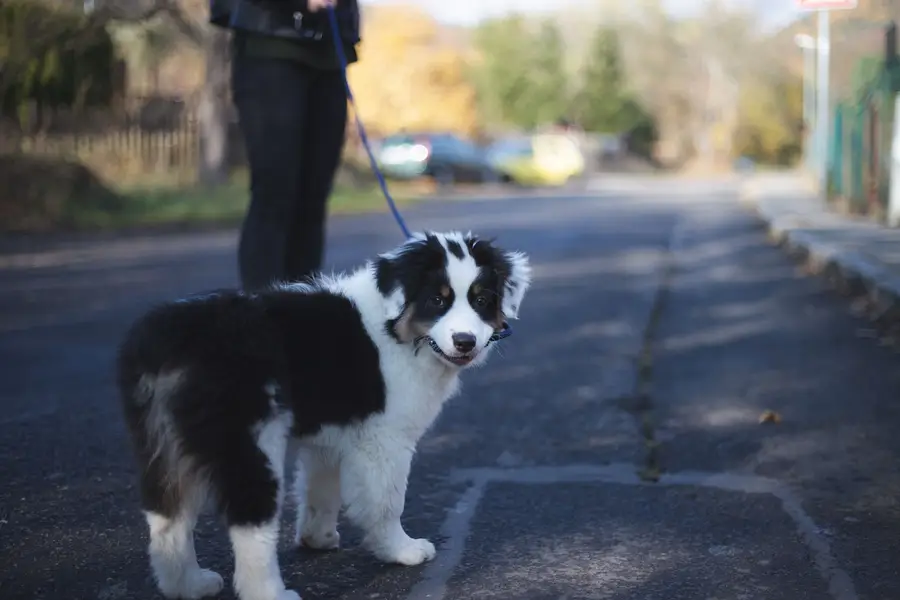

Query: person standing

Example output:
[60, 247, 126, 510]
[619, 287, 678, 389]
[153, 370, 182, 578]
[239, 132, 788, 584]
[210, 0, 361, 290]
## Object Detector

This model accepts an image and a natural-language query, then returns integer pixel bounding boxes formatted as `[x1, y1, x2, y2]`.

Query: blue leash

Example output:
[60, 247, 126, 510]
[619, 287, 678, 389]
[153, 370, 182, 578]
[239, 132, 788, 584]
[326, 9, 511, 344]
[326, 8, 411, 239]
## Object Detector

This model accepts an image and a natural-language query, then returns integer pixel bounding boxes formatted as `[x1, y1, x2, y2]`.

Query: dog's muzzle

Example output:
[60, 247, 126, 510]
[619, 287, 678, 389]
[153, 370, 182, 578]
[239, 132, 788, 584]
[425, 337, 475, 366]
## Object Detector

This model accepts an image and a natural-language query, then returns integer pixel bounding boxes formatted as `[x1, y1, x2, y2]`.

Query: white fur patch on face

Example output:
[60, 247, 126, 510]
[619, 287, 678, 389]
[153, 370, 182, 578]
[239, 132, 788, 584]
[383, 287, 406, 321]
[428, 235, 495, 356]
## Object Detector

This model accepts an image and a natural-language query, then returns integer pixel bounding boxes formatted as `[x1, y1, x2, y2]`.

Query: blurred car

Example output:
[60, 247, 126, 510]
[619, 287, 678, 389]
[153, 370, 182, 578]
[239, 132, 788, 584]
[487, 133, 585, 186]
[376, 132, 495, 186]
[733, 156, 756, 173]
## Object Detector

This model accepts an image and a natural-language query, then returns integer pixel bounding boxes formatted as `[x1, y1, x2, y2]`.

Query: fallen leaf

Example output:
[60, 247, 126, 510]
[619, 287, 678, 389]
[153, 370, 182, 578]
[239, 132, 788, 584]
[758, 410, 782, 425]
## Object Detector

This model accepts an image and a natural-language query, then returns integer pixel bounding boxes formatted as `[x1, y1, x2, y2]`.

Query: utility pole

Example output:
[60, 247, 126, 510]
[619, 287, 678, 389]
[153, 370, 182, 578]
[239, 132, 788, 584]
[816, 9, 831, 194]
[795, 0, 857, 192]
[794, 34, 817, 174]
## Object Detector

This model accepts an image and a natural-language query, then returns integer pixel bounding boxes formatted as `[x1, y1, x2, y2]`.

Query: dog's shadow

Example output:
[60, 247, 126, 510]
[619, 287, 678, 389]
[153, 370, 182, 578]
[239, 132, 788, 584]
[284, 535, 446, 600]
[274, 494, 445, 600]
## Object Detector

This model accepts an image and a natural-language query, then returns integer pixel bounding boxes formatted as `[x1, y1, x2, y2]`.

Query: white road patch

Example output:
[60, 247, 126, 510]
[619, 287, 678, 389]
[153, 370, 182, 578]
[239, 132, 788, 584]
[407, 463, 859, 600]
[407, 483, 485, 600]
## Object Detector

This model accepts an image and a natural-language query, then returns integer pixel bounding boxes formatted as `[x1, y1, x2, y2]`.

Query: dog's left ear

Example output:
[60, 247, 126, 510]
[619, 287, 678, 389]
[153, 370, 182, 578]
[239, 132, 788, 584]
[501, 250, 532, 320]
[374, 256, 407, 321]
[373, 233, 433, 321]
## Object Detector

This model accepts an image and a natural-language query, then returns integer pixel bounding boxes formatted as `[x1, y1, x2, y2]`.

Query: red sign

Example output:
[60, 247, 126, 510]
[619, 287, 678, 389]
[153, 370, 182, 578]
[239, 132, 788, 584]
[795, 0, 857, 9]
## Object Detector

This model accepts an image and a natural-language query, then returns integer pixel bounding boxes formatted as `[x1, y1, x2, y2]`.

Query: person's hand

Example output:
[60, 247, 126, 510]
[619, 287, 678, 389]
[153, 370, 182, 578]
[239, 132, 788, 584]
[307, 0, 336, 12]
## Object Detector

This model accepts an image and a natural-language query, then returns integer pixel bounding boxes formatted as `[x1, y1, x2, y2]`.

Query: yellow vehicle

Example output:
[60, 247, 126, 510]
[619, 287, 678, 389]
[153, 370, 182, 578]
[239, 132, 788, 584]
[487, 133, 585, 186]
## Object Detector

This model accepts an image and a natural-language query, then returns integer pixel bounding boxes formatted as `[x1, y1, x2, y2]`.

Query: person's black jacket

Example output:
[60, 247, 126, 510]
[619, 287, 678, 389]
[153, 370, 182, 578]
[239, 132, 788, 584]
[210, 0, 360, 47]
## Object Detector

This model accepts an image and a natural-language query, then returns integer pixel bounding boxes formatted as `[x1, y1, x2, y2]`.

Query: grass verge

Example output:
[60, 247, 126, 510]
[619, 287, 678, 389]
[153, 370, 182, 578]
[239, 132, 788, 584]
[66, 182, 422, 231]
[0, 156, 430, 233]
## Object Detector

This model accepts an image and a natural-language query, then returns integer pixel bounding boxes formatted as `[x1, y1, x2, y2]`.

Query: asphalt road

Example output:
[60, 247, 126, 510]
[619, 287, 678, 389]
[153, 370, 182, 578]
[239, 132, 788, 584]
[2, 178, 899, 600]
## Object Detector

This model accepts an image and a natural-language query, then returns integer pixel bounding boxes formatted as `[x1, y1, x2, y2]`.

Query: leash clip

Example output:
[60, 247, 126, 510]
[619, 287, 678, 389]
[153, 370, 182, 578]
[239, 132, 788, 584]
[487, 321, 513, 345]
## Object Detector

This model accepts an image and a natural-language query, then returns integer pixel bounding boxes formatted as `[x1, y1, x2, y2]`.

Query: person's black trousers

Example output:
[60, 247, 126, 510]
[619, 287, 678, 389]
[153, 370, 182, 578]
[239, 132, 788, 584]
[231, 53, 348, 291]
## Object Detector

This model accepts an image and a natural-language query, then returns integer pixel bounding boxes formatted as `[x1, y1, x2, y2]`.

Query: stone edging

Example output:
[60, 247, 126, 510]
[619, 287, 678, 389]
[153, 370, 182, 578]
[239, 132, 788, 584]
[742, 179, 900, 325]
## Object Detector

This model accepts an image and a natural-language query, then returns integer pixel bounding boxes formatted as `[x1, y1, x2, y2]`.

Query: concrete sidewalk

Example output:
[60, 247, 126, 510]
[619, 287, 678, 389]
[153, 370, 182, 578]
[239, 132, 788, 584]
[743, 174, 900, 321]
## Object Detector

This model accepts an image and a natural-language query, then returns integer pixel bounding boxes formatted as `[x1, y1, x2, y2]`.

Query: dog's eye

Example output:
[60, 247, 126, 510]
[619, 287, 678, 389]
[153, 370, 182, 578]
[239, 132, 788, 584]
[474, 295, 488, 307]
[428, 295, 445, 307]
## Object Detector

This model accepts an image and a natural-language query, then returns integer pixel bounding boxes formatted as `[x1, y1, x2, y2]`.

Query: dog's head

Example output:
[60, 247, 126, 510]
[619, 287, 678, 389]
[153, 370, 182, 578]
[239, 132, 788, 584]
[373, 232, 531, 369]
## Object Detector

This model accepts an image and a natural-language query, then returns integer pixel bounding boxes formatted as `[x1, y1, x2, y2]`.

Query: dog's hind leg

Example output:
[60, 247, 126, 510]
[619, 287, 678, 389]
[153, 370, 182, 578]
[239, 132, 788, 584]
[219, 409, 299, 600]
[131, 374, 224, 600]
[141, 458, 223, 599]
[293, 447, 342, 551]
[146, 506, 224, 599]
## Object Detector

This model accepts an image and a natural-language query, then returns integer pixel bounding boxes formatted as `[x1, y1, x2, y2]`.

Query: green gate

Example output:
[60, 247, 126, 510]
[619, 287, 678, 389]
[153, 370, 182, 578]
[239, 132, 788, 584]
[829, 57, 900, 217]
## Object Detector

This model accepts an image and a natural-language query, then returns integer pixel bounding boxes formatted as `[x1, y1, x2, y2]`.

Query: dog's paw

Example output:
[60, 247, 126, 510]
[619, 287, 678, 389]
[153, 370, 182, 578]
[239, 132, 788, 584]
[276, 590, 302, 600]
[299, 529, 340, 551]
[376, 537, 436, 566]
[166, 568, 223, 599]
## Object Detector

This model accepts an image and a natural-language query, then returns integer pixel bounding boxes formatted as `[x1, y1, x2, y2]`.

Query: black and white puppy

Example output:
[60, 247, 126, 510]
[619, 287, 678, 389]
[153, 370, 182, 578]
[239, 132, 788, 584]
[116, 231, 532, 600]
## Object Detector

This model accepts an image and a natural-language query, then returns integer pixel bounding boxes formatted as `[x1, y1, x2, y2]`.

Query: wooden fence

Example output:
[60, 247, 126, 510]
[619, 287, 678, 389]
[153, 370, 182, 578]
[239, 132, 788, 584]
[1, 117, 377, 191]
[1, 119, 203, 187]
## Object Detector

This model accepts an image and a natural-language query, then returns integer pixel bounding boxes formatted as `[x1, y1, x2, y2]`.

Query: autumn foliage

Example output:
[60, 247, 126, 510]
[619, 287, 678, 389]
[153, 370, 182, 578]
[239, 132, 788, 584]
[347, 5, 479, 137]
[5, 0, 857, 171]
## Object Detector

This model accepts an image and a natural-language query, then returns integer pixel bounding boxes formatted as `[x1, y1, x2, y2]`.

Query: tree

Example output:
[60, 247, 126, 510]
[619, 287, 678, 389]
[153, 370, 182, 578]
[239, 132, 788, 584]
[347, 6, 479, 136]
[615, 2, 694, 164]
[0, 0, 118, 128]
[573, 26, 651, 136]
[108, 18, 181, 94]
[469, 15, 533, 129]
[733, 70, 803, 165]
[197, 27, 231, 186]
[93, 0, 230, 185]
[469, 16, 571, 130]
[521, 19, 569, 128]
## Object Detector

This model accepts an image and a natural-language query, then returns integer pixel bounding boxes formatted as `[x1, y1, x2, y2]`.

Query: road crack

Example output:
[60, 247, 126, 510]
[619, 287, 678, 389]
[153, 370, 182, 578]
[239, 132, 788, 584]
[623, 219, 683, 482]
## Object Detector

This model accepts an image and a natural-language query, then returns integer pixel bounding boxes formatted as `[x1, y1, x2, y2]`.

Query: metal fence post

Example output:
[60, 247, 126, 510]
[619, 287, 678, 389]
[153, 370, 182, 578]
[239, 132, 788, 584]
[851, 106, 865, 207]
[888, 92, 900, 226]
[832, 103, 844, 197]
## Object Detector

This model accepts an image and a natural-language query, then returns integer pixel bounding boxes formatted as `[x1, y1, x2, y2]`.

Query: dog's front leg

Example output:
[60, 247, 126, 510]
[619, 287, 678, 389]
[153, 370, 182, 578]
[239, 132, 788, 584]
[340, 440, 435, 566]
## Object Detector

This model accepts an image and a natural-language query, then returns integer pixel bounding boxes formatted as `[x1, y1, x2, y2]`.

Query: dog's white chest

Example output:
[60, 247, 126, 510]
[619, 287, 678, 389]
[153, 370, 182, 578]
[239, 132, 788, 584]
[381, 357, 460, 442]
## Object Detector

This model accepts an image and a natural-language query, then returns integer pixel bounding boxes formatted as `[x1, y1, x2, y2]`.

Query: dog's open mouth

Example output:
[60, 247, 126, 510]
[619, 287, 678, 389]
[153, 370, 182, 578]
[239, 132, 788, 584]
[423, 337, 474, 366]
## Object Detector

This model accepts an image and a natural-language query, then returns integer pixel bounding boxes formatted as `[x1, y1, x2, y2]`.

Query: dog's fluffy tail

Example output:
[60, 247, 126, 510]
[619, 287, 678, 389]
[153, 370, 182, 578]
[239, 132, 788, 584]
[117, 319, 195, 516]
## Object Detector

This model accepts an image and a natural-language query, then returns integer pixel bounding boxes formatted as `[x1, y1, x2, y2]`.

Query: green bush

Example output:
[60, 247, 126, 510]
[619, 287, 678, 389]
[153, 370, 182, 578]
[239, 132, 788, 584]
[0, 154, 125, 232]
[0, 0, 117, 127]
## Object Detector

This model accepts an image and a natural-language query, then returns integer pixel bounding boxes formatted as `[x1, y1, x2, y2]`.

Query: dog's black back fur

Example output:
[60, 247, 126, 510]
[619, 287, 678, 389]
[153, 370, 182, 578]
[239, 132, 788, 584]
[116, 288, 385, 523]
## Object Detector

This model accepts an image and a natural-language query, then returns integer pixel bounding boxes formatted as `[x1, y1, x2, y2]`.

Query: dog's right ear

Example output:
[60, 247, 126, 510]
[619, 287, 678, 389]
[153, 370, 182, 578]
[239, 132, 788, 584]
[500, 250, 532, 320]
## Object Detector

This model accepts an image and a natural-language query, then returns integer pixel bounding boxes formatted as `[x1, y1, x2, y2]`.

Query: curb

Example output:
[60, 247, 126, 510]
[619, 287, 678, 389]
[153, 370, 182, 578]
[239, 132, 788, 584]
[741, 178, 900, 323]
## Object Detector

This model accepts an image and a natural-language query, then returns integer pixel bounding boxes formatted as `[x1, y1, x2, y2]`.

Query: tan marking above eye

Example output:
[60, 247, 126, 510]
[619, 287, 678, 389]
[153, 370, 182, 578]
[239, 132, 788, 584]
[471, 283, 483, 294]
[440, 285, 451, 298]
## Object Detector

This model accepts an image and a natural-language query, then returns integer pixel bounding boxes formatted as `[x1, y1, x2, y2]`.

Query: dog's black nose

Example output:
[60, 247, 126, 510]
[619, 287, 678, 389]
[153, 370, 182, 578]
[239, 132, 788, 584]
[452, 332, 477, 353]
